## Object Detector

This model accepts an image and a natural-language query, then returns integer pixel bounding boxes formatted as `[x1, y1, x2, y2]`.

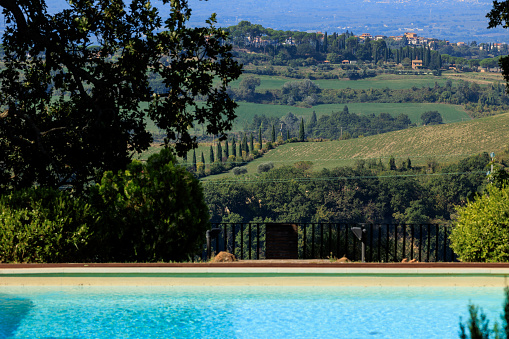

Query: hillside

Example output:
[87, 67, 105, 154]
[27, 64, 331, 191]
[206, 111, 509, 179]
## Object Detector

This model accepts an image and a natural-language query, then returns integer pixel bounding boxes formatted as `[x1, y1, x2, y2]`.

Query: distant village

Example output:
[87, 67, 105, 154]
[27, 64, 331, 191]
[228, 22, 507, 73]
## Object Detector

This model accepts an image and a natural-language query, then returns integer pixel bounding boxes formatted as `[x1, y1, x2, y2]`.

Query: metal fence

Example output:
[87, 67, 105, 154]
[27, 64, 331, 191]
[206, 223, 457, 262]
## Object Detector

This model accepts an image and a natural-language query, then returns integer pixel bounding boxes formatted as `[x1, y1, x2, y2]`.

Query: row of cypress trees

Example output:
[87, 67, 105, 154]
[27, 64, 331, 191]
[185, 118, 306, 170]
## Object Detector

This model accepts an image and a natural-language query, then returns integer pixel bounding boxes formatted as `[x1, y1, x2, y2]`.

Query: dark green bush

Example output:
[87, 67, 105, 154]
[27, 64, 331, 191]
[233, 167, 248, 175]
[257, 162, 274, 173]
[89, 148, 210, 262]
[0, 188, 95, 263]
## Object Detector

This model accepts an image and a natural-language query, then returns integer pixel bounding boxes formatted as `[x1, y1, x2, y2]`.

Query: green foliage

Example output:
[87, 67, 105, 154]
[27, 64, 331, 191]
[233, 167, 248, 175]
[0, 188, 95, 263]
[90, 148, 210, 262]
[450, 184, 509, 262]
[280, 79, 321, 106]
[0, 0, 241, 191]
[421, 111, 443, 125]
[235, 75, 261, 101]
[257, 162, 274, 173]
[311, 108, 413, 139]
[299, 118, 306, 141]
[458, 286, 509, 339]
[204, 152, 489, 225]
[459, 304, 492, 339]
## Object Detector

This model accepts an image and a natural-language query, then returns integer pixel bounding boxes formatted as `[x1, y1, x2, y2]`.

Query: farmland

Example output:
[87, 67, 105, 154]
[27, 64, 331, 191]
[204, 111, 509, 179]
[228, 73, 483, 91]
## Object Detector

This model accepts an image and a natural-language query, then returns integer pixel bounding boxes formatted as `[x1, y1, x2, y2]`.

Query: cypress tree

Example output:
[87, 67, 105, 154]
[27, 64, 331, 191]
[299, 118, 305, 142]
[286, 130, 290, 140]
[243, 134, 248, 154]
[224, 139, 229, 158]
[209, 145, 214, 163]
[217, 142, 222, 162]
[232, 137, 237, 157]
[201, 152, 205, 164]
[250, 133, 254, 152]
[192, 149, 197, 171]
[389, 156, 396, 171]
[258, 126, 263, 149]
[271, 124, 276, 143]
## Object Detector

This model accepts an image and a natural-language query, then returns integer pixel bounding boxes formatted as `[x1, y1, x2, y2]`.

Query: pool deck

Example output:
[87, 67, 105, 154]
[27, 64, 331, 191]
[1, 261, 509, 286]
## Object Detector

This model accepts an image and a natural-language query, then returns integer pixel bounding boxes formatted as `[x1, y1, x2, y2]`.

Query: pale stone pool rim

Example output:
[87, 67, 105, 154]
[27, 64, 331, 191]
[1, 263, 509, 286]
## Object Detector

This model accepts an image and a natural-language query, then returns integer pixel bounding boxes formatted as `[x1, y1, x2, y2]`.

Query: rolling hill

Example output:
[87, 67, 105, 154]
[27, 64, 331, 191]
[205, 111, 509, 179]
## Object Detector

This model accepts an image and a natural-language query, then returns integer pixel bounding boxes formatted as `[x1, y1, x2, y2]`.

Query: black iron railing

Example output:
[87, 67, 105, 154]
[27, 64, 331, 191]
[206, 223, 457, 262]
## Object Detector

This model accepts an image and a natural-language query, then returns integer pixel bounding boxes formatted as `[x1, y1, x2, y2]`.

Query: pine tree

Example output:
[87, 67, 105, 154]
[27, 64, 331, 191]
[209, 145, 214, 163]
[299, 118, 305, 142]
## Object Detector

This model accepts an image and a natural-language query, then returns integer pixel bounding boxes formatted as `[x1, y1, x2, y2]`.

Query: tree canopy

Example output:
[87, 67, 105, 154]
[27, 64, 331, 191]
[487, 1, 509, 91]
[0, 0, 242, 192]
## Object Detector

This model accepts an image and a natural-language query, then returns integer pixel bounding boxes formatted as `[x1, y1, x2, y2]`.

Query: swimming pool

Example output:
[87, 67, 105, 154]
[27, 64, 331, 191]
[0, 285, 504, 338]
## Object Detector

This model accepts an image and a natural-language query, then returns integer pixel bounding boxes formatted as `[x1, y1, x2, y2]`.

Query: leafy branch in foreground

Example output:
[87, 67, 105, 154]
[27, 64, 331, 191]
[459, 287, 509, 339]
[0, 0, 241, 192]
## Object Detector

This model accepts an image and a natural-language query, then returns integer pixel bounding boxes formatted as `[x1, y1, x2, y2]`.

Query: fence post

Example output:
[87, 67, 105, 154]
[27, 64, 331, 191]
[256, 223, 260, 260]
[240, 223, 244, 260]
[303, 224, 307, 259]
[311, 223, 315, 259]
[435, 224, 439, 262]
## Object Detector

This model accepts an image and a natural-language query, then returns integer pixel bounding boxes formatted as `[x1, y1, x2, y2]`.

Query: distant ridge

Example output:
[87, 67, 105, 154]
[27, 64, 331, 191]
[186, 0, 507, 43]
[0, 0, 506, 42]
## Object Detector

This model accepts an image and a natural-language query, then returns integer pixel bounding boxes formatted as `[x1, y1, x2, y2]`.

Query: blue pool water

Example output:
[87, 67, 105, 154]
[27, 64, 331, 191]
[0, 285, 505, 338]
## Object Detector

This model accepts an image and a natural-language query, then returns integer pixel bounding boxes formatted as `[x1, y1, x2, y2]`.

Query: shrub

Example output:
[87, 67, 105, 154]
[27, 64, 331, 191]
[233, 167, 248, 175]
[89, 148, 210, 262]
[210, 162, 226, 175]
[0, 188, 95, 263]
[257, 162, 274, 173]
[450, 184, 509, 262]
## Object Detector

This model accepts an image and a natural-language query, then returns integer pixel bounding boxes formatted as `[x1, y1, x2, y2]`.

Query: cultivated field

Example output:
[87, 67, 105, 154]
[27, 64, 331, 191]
[205, 111, 509, 179]
[229, 73, 487, 91]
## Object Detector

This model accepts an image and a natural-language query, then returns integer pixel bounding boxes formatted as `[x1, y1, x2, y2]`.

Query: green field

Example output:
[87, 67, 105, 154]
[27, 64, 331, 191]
[229, 102, 470, 132]
[229, 73, 469, 91]
[205, 111, 509, 179]
[143, 101, 471, 160]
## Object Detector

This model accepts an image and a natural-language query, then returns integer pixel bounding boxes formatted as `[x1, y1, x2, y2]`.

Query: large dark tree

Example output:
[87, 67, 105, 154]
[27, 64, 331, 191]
[487, 1, 509, 91]
[0, 0, 241, 191]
